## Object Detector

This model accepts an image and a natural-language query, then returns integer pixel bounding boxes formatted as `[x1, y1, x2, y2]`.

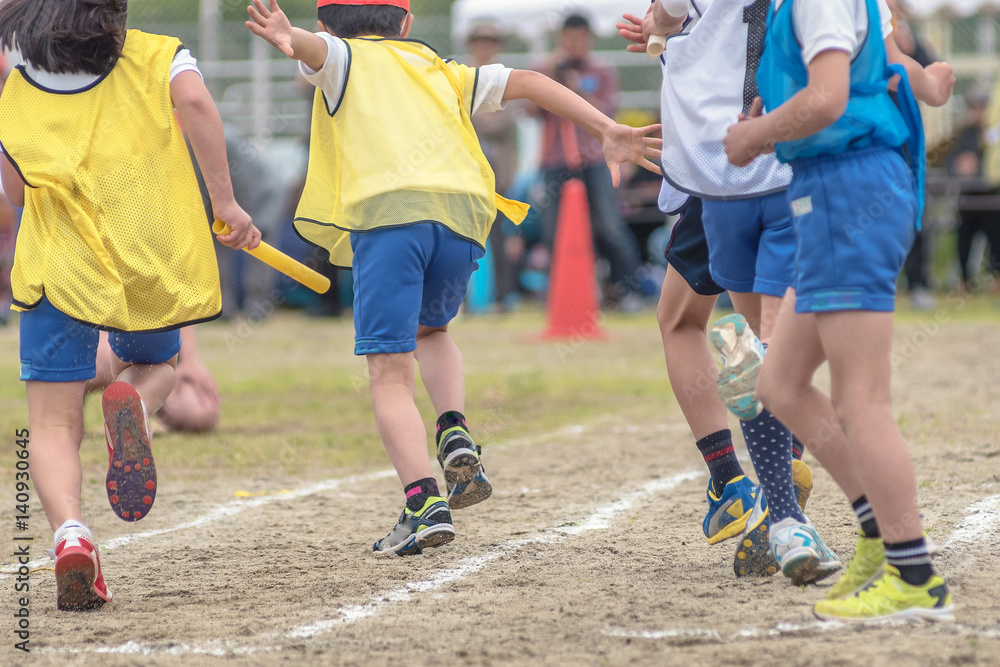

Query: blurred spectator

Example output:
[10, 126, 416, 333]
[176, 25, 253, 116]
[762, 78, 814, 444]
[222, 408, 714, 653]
[533, 14, 644, 311]
[888, 0, 938, 309]
[466, 21, 520, 310]
[947, 94, 1000, 291]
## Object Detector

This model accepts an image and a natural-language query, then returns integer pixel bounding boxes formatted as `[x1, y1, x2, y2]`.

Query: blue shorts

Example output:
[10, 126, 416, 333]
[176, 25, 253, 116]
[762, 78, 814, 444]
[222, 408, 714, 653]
[788, 146, 916, 313]
[350, 223, 484, 355]
[701, 191, 795, 297]
[664, 198, 725, 297]
[19, 297, 181, 382]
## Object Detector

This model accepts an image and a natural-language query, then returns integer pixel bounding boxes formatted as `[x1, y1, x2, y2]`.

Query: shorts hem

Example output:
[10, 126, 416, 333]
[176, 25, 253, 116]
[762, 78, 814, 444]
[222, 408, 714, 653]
[110, 341, 181, 366]
[665, 256, 725, 296]
[752, 278, 792, 299]
[709, 270, 755, 294]
[795, 290, 896, 313]
[418, 316, 458, 329]
[20, 366, 97, 383]
[354, 338, 417, 356]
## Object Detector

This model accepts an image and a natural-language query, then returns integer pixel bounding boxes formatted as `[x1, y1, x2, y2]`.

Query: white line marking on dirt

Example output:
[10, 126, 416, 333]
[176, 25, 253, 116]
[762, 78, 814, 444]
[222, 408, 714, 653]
[40, 470, 702, 657]
[942, 495, 1000, 549]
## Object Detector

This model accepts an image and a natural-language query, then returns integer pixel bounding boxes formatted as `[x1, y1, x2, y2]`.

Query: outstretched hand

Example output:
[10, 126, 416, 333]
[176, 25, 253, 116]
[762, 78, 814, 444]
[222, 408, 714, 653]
[617, 9, 652, 54]
[246, 0, 294, 58]
[601, 123, 663, 187]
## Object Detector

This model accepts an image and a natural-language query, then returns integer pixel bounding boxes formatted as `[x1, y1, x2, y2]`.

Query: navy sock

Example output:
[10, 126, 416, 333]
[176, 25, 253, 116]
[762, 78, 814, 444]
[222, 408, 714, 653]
[851, 496, 880, 538]
[739, 409, 806, 523]
[791, 436, 804, 461]
[404, 477, 441, 513]
[885, 537, 933, 586]
[695, 430, 744, 495]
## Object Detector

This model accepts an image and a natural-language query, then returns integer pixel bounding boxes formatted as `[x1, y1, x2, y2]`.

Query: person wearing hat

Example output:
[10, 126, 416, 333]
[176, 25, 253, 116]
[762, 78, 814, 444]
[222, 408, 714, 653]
[246, 0, 662, 556]
[466, 21, 520, 308]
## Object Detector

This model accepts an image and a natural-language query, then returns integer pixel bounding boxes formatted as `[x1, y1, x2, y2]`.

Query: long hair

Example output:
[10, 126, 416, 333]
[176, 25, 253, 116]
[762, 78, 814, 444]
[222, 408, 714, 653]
[0, 0, 128, 75]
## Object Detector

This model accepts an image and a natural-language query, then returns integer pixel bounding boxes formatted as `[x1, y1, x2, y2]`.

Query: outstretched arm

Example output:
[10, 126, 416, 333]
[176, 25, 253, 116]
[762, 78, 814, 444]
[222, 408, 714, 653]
[171, 71, 260, 250]
[885, 35, 954, 107]
[503, 70, 662, 186]
[618, 2, 687, 54]
[245, 0, 328, 71]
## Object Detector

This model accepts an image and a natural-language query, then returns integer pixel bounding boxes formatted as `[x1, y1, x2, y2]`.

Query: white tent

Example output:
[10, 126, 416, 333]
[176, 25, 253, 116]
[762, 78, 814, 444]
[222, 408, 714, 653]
[451, 0, 637, 45]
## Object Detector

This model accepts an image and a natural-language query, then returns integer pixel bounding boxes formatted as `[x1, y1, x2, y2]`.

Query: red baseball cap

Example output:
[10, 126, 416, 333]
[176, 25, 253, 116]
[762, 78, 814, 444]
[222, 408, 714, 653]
[317, 0, 410, 9]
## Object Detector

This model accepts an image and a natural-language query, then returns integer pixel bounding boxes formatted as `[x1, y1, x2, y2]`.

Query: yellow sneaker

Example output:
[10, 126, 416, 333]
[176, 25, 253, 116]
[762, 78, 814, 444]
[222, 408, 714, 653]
[827, 533, 885, 600]
[791, 459, 812, 512]
[814, 565, 954, 623]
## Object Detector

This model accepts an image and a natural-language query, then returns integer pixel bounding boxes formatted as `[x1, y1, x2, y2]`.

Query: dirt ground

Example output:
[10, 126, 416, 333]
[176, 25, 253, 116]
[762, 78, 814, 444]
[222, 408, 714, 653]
[2, 317, 999, 666]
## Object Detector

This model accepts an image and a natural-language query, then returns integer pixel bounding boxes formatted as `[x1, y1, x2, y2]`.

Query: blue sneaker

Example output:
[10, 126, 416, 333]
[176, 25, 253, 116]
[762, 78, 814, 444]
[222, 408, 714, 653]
[769, 517, 842, 585]
[703, 475, 757, 544]
[709, 314, 764, 420]
[373, 497, 455, 556]
[437, 426, 492, 510]
[734, 489, 780, 577]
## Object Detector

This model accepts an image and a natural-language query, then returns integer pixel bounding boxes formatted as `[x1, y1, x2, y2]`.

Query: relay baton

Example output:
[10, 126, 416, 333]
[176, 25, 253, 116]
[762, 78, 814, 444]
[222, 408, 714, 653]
[212, 220, 331, 294]
[647, 0, 688, 57]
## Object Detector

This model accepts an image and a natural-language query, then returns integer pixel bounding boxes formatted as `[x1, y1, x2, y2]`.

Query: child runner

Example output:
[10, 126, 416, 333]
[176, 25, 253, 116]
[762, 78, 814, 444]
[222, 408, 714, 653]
[620, 0, 830, 583]
[0, 0, 259, 610]
[724, 0, 956, 622]
[245, 0, 662, 555]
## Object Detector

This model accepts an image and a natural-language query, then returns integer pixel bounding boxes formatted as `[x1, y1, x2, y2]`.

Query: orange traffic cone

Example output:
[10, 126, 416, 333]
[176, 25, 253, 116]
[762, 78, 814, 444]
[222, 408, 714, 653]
[540, 178, 607, 340]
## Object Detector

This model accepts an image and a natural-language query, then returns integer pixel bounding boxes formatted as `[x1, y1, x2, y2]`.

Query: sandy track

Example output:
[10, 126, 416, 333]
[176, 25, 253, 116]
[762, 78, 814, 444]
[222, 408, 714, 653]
[3, 321, 1000, 666]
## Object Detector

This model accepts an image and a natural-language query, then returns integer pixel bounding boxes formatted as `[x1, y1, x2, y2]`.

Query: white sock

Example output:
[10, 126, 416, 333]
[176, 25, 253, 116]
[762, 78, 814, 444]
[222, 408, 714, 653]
[54, 519, 92, 546]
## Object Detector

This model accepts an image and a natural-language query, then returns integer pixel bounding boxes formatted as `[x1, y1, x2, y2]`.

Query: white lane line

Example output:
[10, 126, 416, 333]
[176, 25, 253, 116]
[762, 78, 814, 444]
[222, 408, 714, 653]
[1, 421, 605, 576]
[942, 495, 1000, 549]
[605, 621, 1000, 642]
[40, 470, 702, 657]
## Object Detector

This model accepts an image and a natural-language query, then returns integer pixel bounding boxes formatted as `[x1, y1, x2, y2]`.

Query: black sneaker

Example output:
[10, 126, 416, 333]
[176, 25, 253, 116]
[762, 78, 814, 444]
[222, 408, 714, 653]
[373, 497, 455, 556]
[436, 426, 492, 510]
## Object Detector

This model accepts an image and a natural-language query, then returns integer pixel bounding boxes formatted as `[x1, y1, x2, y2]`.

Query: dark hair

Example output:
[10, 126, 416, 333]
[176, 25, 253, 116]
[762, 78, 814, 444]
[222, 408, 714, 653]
[317, 4, 407, 39]
[0, 0, 127, 75]
[562, 14, 591, 31]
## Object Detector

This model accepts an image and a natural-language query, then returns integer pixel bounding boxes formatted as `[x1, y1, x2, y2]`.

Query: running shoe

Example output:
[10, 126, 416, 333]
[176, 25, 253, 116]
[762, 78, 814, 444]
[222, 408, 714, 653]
[733, 490, 779, 577]
[827, 533, 886, 600]
[55, 527, 112, 611]
[709, 314, 764, 420]
[791, 458, 813, 512]
[436, 426, 492, 510]
[373, 496, 455, 556]
[814, 565, 954, 623]
[769, 517, 842, 585]
[103, 382, 157, 522]
[703, 475, 757, 544]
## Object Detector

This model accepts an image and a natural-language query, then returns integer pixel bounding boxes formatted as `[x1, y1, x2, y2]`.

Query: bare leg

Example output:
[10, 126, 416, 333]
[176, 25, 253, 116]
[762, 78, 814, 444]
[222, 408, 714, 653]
[727, 291, 763, 338]
[83, 333, 114, 394]
[157, 380, 220, 432]
[817, 311, 922, 543]
[414, 325, 464, 417]
[368, 352, 433, 487]
[110, 356, 177, 415]
[26, 381, 87, 532]
[656, 266, 726, 439]
[758, 290, 865, 501]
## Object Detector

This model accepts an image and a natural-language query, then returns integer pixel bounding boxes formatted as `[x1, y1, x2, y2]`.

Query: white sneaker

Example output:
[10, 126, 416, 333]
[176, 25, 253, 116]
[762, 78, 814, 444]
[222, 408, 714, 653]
[769, 517, 842, 585]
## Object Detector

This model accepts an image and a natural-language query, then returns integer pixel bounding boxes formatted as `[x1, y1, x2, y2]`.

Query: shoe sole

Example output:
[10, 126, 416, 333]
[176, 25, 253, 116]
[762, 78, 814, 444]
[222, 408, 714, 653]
[443, 449, 492, 510]
[375, 523, 456, 557]
[103, 383, 156, 522]
[56, 548, 107, 611]
[710, 316, 763, 420]
[814, 604, 955, 624]
[734, 515, 779, 577]
[780, 549, 842, 586]
[706, 508, 751, 545]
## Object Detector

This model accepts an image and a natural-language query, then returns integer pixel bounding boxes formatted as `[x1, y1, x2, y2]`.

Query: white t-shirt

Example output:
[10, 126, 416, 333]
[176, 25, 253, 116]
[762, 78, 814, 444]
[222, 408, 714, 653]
[299, 32, 512, 116]
[773, 0, 894, 64]
[22, 48, 200, 91]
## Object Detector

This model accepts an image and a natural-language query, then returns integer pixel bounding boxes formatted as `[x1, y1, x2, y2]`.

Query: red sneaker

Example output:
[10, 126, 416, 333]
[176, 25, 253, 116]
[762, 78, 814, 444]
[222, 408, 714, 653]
[103, 382, 157, 522]
[55, 529, 112, 611]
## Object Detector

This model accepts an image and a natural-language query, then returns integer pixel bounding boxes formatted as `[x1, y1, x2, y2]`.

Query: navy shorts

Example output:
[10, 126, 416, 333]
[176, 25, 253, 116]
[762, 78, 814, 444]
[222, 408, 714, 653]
[701, 191, 795, 297]
[350, 223, 484, 356]
[664, 198, 725, 296]
[19, 297, 181, 382]
[788, 146, 916, 313]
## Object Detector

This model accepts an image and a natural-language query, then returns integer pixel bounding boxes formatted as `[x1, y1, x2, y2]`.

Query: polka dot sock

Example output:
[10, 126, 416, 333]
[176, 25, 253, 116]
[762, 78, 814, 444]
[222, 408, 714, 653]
[739, 408, 806, 524]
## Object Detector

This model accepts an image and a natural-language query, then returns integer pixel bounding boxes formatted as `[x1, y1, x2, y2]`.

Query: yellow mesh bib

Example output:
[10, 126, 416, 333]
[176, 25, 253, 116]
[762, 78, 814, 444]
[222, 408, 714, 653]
[294, 37, 528, 267]
[0, 30, 221, 332]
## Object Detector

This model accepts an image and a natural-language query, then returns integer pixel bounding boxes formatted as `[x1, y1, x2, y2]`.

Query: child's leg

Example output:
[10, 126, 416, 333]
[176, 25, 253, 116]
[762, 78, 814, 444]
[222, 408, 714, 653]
[368, 351, 434, 488]
[109, 356, 177, 414]
[26, 381, 87, 532]
[414, 324, 463, 416]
